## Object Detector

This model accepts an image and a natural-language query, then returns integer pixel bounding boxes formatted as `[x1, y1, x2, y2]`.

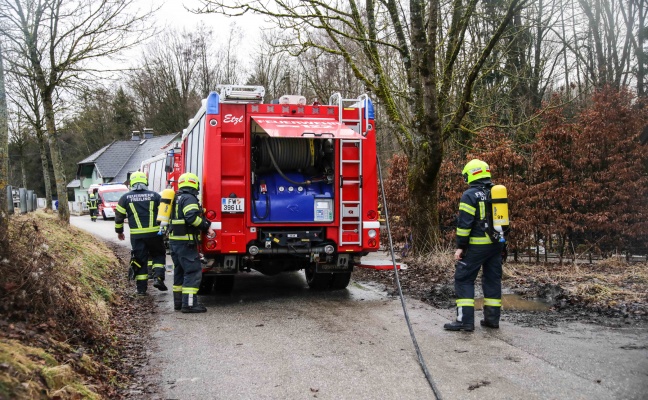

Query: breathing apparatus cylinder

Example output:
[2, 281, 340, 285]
[491, 185, 509, 242]
[157, 186, 176, 234]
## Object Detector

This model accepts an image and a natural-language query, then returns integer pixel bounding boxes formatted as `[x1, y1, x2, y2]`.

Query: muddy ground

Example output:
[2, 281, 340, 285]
[353, 253, 648, 329]
[106, 243, 162, 399]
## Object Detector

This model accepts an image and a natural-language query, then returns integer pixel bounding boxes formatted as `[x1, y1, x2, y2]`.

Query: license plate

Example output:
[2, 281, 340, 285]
[221, 198, 244, 213]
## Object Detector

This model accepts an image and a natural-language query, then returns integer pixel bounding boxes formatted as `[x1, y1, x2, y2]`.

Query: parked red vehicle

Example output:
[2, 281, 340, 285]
[88, 183, 129, 220]
[169, 85, 379, 293]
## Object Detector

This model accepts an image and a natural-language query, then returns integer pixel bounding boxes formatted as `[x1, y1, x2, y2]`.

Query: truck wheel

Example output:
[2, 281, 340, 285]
[329, 272, 351, 290]
[198, 276, 215, 295]
[305, 263, 332, 290]
[102, 211, 107, 221]
[214, 275, 235, 294]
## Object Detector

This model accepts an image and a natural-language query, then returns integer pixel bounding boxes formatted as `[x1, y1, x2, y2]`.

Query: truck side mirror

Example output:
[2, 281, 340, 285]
[165, 152, 174, 173]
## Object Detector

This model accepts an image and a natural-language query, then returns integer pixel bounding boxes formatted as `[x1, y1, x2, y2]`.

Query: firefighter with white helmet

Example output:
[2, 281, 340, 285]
[169, 172, 215, 313]
[115, 171, 168, 295]
[444, 159, 506, 332]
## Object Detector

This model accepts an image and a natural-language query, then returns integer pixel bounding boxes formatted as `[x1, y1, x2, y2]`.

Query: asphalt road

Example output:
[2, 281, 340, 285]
[72, 215, 648, 400]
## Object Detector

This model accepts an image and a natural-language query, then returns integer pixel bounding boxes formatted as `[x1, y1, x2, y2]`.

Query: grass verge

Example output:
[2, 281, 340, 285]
[0, 210, 152, 399]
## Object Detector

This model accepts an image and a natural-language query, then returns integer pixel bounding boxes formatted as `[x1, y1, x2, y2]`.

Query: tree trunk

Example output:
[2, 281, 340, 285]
[404, 0, 445, 253]
[20, 156, 27, 189]
[0, 45, 8, 226]
[639, 0, 646, 97]
[408, 164, 441, 252]
[35, 126, 52, 210]
[41, 91, 69, 223]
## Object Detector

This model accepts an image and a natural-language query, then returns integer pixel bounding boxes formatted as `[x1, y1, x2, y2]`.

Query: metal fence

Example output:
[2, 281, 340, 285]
[5, 186, 90, 216]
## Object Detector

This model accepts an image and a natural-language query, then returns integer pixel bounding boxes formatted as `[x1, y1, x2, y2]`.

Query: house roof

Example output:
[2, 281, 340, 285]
[67, 179, 81, 188]
[94, 140, 140, 180]
[73, 133, 180, 185]
[78, 144, 110, 164]
[113, 134, 180, 182]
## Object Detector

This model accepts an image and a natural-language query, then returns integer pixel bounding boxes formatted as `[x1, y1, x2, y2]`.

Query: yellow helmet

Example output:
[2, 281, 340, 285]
[178, 172, 200, 190]
[462, 159, 491, 184]
[130, 171, 148, 186]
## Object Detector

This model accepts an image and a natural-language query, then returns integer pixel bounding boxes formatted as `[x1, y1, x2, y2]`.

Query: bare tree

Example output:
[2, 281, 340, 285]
[128, 23, 246, 134]
[8, 113, 28, 188]
[621, 0, 647, 97]
[0, 42, 8, 224]
[195, 0, 528, 251]
[6, 72, 53, 208]
[0, 0, 153, 223]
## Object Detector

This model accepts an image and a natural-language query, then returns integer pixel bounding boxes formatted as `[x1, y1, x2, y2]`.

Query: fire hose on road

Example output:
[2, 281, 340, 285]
[377, 155, 444, 400]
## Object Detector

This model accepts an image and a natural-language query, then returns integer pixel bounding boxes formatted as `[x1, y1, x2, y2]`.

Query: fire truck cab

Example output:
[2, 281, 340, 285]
[175, 85, 380, 292]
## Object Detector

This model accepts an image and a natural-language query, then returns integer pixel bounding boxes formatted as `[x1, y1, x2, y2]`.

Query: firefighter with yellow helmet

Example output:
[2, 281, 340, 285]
[115, 171, 167, 295]
[169, 172, 214, 313]
[444, 159, 506, 332]
[87, 188, 98, 222]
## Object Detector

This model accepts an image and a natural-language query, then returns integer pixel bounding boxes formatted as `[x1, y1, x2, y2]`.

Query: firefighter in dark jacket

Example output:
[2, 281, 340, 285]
[87, 189, 98, 222]
[169, 172, 214, 313]
[444, 159, 504, 332]
[115, 171, 168, 295]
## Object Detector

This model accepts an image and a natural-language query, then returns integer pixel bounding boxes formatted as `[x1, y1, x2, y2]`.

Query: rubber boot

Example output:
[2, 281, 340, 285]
[480, 305, 500, 329]
[153, 272, 168, 291]
[173, 292, 182, 311]
[444, 306, 474, 332]
[135, 280, 148, 296]
[181, 293, 206, 313]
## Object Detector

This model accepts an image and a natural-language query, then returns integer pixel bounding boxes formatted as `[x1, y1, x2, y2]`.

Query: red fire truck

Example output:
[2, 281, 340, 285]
[170, 85, 380, 292]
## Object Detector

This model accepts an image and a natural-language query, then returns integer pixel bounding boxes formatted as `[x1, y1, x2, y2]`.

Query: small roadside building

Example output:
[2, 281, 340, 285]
[68, 130, 180, 203]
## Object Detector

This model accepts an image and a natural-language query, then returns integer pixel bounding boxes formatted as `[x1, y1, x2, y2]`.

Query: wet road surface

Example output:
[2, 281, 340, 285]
[72, 216, 648, 399]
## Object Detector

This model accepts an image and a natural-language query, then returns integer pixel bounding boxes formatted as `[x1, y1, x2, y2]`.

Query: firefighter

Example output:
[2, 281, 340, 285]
[115, 171, 168, 295]
[444, 159, 504, 332]
[169, 172, 214, 313]
[87, 189, 98, 222]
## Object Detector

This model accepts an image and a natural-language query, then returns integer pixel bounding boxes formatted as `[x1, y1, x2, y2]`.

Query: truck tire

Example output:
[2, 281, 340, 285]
[214, 275, 235, 294]
[329, 272, 351, 290]
[198, 276, 215, 295]
[102, 211, 107, 221]
[305, 263, 333, 290]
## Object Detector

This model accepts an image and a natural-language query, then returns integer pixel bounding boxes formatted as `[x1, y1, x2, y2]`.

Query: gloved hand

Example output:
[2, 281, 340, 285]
[501, 244, 508, 263]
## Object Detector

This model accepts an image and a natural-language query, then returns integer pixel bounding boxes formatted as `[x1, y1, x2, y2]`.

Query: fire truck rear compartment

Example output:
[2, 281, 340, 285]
[251, 135, 335, 223]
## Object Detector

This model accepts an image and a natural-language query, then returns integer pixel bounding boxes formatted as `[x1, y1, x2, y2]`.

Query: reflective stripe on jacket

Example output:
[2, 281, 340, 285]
[115, 189, 161, 238]
[456, 180, 494, 249]
[169, 189, 210, 241]
[87, 194, 98, 210]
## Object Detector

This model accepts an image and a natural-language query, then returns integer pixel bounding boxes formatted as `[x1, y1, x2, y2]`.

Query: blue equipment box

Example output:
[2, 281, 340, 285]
[252, 173, 333, 223]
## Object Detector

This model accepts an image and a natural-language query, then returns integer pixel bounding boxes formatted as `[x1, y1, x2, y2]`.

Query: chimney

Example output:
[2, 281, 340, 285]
[131, 130, 141, 141]
[143, 128, 154, 139]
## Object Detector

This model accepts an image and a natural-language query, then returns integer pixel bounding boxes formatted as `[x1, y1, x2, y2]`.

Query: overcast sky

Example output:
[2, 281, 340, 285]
[140, 0, 264, 47]
[113, 0, 266, 75]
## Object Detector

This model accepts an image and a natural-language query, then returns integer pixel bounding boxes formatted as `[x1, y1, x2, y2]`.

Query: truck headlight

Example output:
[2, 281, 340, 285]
[368, 229, 377, 238]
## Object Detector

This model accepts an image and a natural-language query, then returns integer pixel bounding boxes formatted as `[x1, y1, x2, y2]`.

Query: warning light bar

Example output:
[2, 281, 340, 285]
[218, 85, 265, 103]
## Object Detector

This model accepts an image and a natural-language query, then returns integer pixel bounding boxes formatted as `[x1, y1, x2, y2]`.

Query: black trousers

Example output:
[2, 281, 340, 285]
[89, 208, 97, 221]
[131, 235, 166, 292]
[170, 241, 203, 301]
[454, 242, 503, 324]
